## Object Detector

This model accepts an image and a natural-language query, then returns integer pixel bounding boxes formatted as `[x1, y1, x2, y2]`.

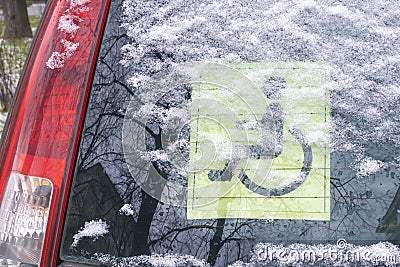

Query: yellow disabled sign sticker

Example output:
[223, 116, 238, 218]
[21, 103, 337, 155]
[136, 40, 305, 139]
[186, 62, 330, 220]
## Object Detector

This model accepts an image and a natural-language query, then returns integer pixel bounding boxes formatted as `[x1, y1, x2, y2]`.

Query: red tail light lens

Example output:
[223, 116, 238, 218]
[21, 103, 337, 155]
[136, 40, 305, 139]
[0, 0, 110, 265]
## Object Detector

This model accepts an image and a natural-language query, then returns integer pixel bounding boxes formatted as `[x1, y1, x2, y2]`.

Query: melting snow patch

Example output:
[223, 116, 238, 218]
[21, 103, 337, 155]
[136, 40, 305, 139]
[46, 40, 79, 69]
[227, 262, 254, 267]
[61, 39, 80, 57]
[143, 150, 169, 162]
[93, 253, 209, 267]
[71, 219, 109, 248]
[326, 5, 364, 20]
[70, 0, 91, 8]
[58, 14, 82, 34]
[357, 158, 384, 178]
[46, 0, 91, 69]
[119, 204, 135, 216]
[46, 52, 66, 69]
[127, 74, 150, 88]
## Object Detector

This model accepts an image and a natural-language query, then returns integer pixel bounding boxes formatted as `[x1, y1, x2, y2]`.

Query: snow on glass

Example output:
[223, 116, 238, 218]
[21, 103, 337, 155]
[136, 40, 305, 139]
[120, 0, 400, 182]
[119, 203, 135, 217]
[72, 0, 400, 265]
[91, 242, 400, 267]
[46, 0, 92, 69]
[71, 219, 109, 248]
[93, 253, 209, 267]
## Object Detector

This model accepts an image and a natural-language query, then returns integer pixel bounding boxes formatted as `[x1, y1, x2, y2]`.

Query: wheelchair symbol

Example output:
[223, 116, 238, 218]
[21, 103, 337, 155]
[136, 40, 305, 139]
[207, 77, 312, 196]
[123, 62, 328, 214]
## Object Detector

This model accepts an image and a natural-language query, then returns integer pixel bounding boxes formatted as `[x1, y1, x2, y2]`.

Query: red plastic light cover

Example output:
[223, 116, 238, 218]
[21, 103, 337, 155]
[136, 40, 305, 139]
[0, 0, 110, 265]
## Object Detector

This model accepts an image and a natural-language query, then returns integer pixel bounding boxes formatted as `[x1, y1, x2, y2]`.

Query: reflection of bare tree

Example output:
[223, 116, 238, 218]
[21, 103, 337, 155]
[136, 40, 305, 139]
[148, 213, 258, 265]
[61, 164, 136, 258]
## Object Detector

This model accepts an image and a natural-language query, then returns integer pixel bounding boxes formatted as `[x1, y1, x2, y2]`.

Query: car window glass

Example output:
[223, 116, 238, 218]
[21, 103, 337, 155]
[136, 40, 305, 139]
[61, 0, 400, 266]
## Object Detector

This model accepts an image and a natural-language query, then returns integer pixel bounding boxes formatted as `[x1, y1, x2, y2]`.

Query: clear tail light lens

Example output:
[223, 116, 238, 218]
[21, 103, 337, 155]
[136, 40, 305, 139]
[0, 174, 53, 265]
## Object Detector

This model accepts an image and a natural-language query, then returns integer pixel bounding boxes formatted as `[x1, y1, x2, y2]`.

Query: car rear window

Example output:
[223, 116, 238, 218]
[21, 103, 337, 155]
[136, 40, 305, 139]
[60, 0, 400, 266]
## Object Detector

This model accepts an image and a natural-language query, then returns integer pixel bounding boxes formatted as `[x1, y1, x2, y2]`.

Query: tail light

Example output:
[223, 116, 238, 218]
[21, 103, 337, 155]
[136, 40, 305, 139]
[0, 0, 110, 265]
